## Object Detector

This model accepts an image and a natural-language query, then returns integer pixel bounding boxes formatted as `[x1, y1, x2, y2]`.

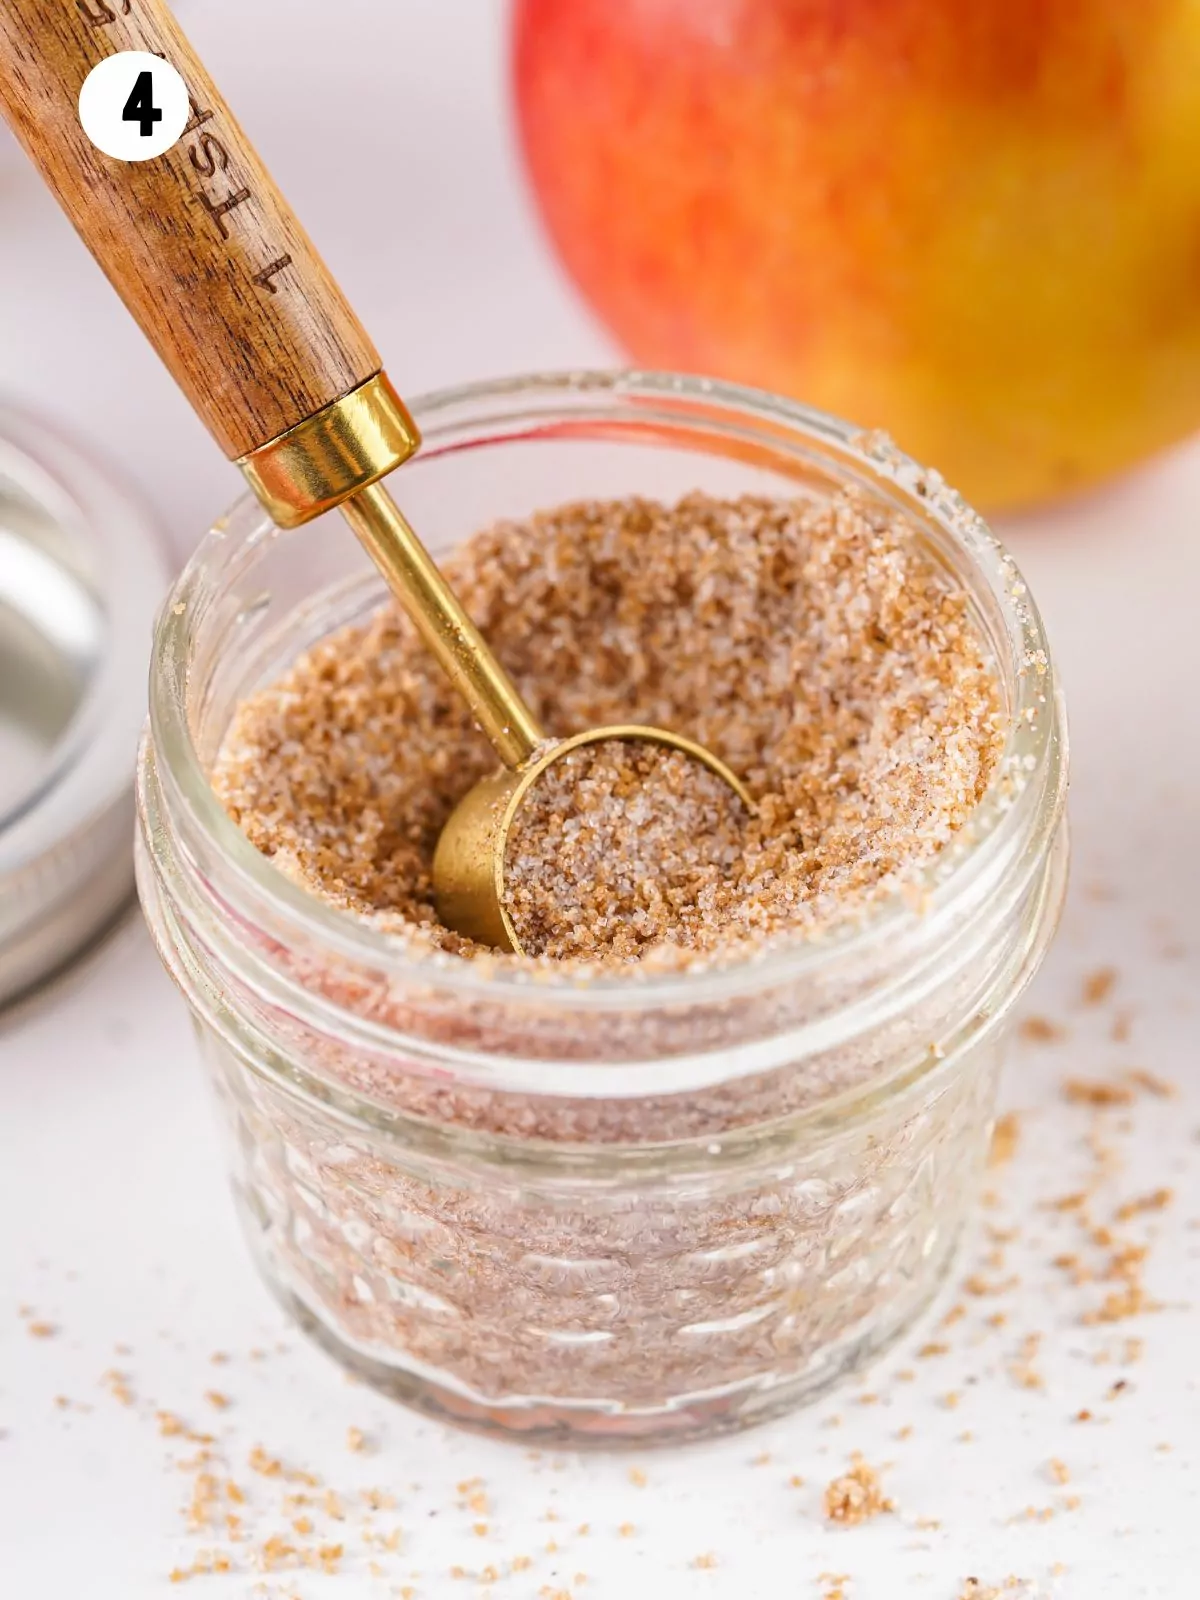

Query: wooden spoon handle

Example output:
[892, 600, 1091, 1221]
[0, 0, 380, 460]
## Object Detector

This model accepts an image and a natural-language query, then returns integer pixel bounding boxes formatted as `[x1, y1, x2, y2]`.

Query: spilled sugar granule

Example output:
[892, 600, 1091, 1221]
[823, 1458, 894, 1525]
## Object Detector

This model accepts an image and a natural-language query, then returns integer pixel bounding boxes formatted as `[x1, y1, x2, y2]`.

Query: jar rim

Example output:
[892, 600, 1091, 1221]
[148, 368, 1066, 1013]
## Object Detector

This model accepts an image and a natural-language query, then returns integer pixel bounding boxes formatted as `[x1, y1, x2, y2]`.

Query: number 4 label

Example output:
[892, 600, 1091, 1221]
[122, 71, 163, 140]
[78, 51, 190, 162]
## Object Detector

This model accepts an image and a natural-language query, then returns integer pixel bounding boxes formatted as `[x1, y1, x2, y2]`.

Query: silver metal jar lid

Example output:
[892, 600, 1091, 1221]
[0, 405, 170, 1007]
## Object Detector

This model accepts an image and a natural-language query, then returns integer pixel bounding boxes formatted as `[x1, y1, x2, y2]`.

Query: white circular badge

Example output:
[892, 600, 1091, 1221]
[78, 51, 190, 162]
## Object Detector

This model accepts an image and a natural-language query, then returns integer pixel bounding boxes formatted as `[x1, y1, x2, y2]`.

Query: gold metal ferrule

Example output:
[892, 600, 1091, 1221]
[238, 372, 420, 528]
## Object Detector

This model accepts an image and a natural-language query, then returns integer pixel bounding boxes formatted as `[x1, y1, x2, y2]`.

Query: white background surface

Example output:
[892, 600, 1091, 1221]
[2, 4, 1199, 1597]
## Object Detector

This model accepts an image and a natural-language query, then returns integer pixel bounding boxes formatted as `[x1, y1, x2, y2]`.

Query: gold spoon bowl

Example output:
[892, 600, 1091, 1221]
[432, 724, 752, 955]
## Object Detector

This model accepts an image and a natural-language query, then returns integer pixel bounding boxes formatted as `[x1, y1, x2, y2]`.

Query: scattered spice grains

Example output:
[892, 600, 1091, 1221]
[1009, 1333, 1045, 1391]
[1018, 1015, 1065, 1044]
[822, 1458, 895, 1525]
[1081, 968, 1117, 1006]
[82, 1370, 421, 1587]
[215, 490, 1005, 971]
[1038, 1073, 1172, 1328]
[989, 1112, 1021, 1168]
[1064, 1078, 1134, 1108]
[1115, 1188, 1172, 1222]
[959, 1583, 1034, 1600]
[820, 1575, 851, 1600]
[502, 739, 747, 960]
[102, 1368, 134, 1407]
[1127, 1068, 1173, 1098]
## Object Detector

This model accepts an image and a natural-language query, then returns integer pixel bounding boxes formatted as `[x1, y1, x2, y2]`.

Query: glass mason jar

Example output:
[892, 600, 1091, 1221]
[136, 371, 1068, 1445]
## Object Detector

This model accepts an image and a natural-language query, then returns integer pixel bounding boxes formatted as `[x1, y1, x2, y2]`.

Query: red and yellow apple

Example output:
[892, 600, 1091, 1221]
[513, 0, 1200, 510]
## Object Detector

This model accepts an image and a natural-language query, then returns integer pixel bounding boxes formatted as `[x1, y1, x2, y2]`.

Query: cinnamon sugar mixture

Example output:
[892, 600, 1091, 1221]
[214, 490, 1004, 968]
[503, 739, 748, 959]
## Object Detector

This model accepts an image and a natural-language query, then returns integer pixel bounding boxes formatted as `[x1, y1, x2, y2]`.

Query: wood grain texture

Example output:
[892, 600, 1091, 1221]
[0, 0, 380, 458]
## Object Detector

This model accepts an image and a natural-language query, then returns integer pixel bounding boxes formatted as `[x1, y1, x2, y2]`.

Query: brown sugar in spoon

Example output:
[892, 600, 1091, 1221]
[0, 0, 749, 953]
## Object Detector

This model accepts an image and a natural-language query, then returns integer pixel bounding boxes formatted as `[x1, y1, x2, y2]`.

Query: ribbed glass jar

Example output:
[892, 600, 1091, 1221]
[136, 371, 1068, 1444]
